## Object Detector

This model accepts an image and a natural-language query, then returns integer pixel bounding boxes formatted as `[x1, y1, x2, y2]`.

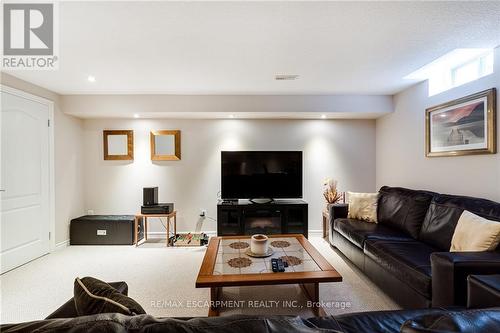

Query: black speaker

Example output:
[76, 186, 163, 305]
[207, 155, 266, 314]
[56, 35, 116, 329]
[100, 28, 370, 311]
[143, 187, 158, 206]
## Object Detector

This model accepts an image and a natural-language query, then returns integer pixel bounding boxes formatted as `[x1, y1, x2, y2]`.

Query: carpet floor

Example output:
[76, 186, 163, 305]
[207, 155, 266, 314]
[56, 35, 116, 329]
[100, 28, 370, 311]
[0, 237, 399, 324]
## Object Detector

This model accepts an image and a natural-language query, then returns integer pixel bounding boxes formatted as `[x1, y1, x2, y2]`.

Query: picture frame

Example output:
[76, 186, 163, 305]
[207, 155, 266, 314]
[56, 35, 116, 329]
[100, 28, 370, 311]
[425, 88, 496, 157]
[103, 130, 134, 160]
[150, 130, 181, 161]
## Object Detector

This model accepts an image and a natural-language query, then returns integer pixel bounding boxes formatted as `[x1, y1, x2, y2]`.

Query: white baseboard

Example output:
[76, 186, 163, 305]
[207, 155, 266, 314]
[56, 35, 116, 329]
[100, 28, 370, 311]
[308, 229, 323, 238]
[54, 239, 69, 251]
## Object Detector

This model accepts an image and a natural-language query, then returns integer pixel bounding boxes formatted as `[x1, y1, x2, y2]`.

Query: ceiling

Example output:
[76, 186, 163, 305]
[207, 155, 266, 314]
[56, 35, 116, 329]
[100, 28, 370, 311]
[5, 1, 500, 95]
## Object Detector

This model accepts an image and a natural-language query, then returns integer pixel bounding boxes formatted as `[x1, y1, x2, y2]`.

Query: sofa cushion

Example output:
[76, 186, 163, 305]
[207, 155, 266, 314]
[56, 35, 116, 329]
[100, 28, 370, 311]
[334, 218, 412, 249]
[347, 192, 379, 223]
[364, 239, 436, 298]
[419, 194, 500, 251]
[46, 281, 129, 319]
[451, 210, 500, 251]
[377, 186, 436, 239]
[74, 277, 146, 316]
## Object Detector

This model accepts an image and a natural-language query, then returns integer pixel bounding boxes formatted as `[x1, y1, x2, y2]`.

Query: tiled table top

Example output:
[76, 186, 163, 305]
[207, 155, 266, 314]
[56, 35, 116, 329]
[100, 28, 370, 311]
[214, 237, 321, 275]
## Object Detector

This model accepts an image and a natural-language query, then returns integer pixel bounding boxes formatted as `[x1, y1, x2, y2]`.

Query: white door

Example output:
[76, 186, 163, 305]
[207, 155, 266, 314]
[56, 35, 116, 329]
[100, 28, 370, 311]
[1, 88, 51, 274]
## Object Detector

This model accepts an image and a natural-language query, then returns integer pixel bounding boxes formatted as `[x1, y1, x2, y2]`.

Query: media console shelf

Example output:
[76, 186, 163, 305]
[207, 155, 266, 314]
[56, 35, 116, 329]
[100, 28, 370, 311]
[217, 200, 308, 237]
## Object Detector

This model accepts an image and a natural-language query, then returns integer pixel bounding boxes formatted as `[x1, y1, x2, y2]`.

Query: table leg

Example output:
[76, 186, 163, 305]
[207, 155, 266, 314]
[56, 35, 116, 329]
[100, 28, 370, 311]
[134, 216, 138, 246]
[322, 215, 327, 239]
[301, 283, 325, 317]
[166, 216, 170, 247]
[144, 217, 148, 241]
[208, 287, 221, 317]
[174, 213, 177, 237]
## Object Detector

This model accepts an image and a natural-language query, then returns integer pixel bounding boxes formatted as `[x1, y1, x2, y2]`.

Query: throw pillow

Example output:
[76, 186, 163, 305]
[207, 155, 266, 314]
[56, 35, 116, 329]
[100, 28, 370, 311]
[74, 277, 146, 316]
[450, 210, 500, 252]
[347, 192, 378, 223]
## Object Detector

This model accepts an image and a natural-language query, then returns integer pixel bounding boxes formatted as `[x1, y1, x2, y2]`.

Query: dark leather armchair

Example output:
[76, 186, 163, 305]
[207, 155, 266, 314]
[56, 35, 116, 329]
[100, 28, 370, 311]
[431, 252, 500, 307]
[467, 274, 500, 309]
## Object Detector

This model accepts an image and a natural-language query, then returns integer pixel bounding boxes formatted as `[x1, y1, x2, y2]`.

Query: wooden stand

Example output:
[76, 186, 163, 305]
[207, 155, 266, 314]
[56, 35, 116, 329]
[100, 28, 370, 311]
[322, 210, 330, 239]
[323, 204, 348, 239]
[196, 234, 342, 317]
[134, 211, 177, 247]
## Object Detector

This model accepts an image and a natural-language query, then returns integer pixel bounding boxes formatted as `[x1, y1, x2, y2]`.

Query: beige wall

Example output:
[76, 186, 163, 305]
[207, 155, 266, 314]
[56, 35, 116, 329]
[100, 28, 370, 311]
[1, 73, 85, 244]
[2, 73, 377, 240]
[9, 44, 498, 241]
[376, 47, 500, 201]
[82, 118, 376, 233]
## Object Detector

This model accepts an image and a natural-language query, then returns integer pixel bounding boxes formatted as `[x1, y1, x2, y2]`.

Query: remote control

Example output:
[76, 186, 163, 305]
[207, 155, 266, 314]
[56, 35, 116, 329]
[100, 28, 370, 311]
[271, 258, 286, 272]
[271, 258, 278, 272]
[277, 259, 285, 272]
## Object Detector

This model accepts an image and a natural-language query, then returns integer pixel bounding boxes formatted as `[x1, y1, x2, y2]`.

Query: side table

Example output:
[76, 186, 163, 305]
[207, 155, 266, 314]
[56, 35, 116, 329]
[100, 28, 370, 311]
[134, 211, 177, 247]
[322, 210, 330, 239]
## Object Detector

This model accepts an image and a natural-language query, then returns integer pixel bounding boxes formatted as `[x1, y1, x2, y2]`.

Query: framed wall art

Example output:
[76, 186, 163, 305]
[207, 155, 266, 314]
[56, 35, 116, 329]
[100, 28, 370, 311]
[103, 130, 134, 160]
[150, 130, 181, 161]
[425, 88, 496, 157]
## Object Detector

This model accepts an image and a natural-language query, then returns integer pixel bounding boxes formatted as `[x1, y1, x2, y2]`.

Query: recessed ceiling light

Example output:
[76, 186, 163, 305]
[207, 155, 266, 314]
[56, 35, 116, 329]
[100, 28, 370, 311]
[229, 114, 235, 118]
[87, 75, 96, 82]
[321, 114, 327, 119]
[275, 74, 299, 81]
[134, 114, 140, 118]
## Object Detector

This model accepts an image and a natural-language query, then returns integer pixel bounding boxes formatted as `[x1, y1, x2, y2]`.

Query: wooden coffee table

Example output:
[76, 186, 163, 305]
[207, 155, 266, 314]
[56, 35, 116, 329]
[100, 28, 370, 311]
[195, 234, 342, 316]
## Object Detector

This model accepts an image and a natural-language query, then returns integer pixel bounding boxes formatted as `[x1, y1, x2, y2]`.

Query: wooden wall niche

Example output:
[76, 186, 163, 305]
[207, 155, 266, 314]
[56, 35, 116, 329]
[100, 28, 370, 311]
[150, 130, 181, 161]
[103, 130, 134, 160]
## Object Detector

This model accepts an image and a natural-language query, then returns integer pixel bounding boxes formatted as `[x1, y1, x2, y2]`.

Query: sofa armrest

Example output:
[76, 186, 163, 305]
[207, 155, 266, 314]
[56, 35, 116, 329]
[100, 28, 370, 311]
[329, 204, 349, 223]
[431, 252, 500, 307]
[328, 204, 348, 243]
[467, 274, 500, 308]
[45, 281, 128, 319]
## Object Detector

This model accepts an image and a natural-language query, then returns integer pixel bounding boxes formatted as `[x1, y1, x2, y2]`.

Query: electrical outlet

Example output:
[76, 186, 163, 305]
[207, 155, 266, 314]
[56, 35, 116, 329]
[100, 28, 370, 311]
[200, 209, 207, 217]
[87, 209, 94, 215]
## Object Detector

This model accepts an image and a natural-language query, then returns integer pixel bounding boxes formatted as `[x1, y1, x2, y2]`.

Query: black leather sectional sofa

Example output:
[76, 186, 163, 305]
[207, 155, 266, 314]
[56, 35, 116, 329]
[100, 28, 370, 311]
[2, 279, 499, 333]
[329, 186, 500, 308]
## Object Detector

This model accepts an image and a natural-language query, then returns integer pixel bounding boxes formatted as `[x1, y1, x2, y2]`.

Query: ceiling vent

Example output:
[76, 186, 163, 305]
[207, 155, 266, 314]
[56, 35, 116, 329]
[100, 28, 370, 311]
[275, 74, 299, 81]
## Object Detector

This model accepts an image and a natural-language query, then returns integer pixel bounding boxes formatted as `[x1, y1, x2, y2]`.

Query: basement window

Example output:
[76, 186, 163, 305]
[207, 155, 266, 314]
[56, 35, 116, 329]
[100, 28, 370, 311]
[451, 52, 494, 87]
[405, 49, 495, 96]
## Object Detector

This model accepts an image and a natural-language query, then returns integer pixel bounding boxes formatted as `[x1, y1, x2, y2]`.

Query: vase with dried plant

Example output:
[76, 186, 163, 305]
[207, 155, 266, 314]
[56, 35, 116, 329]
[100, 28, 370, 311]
[323, 178, 345, 214]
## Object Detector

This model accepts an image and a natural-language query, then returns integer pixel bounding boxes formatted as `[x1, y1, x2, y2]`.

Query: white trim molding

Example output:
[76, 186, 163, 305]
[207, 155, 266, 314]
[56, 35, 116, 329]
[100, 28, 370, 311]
[55, 240, 70, 251]
[0, 85, 56, 252]
[308, 230, 323, 238]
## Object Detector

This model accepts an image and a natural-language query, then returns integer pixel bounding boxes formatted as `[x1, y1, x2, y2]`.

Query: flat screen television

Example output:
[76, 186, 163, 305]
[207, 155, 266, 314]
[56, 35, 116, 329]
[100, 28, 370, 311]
[221, 151, 303, 199]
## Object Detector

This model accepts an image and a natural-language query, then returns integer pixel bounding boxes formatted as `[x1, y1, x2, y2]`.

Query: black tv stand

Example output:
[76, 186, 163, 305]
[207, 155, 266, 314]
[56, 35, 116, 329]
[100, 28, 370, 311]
[217, 199, 308, 237]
